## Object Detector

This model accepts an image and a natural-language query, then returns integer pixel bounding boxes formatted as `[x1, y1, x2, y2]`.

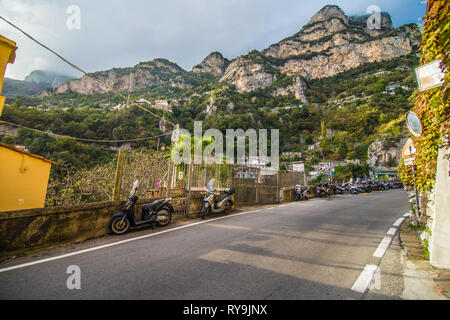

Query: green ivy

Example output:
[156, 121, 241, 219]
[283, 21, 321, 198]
[399, 0, 450, 192]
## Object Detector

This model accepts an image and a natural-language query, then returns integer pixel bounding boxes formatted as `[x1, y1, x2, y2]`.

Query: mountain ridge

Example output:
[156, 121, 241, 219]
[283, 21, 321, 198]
[16, 5, 421, 97]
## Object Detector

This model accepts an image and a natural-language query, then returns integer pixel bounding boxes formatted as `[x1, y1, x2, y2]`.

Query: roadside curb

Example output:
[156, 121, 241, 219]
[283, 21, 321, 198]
[399, 215, 449, 300]
[352, 213, 410, 295]
[355, 212, 449, 300]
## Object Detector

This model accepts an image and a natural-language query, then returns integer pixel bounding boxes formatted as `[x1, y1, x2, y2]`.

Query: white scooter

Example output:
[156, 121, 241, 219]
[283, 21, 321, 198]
[201, 179, 235, 220]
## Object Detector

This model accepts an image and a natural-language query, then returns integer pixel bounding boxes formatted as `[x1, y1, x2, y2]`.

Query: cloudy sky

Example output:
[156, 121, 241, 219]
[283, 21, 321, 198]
[0, 0, 427, 80]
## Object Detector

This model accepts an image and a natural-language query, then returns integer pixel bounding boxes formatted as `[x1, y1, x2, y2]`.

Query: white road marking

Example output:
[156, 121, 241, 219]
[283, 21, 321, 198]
[0, 208, 265, 274]
[393, 217, 405, 227]
[387, 228, 398, 236]
[351, 213, 410, 294]
[373, 236, 393, 258]
[351, 264, 379, 293]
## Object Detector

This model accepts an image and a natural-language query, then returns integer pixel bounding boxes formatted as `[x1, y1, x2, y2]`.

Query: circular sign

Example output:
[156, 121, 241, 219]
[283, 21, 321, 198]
[405, 111, 423, 137]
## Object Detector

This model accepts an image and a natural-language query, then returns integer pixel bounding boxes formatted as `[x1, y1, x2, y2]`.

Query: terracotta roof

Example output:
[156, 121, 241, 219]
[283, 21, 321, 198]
[0, 142, 57, 165]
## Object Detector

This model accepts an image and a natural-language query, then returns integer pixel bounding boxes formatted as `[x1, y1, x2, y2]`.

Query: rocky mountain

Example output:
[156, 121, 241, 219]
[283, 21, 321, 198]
[55, 58, 198, 95]
[53, 5, 420, 99]
[24, 70, 73, 88]
[192, 52, 230, 77]
[3, 70, 73, 97]
[220, 5, 421, 92]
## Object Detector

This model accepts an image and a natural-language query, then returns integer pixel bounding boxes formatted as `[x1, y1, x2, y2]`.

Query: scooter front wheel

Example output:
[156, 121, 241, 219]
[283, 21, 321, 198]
[201, 206, 211, 220]
[110, 216, 131, 235]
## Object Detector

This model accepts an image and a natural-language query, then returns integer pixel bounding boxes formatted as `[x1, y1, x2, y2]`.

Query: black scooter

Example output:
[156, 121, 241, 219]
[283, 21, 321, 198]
[110, 180, 174, 235]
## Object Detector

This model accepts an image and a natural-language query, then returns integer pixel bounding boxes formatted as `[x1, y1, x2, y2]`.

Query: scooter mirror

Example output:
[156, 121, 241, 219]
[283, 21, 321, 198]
[130, 180, 139, 198]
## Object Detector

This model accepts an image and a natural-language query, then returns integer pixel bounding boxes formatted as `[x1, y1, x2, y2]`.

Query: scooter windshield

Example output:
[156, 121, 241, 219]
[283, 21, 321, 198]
[130, 180, 139, 198]
[206, 179, 215, 194]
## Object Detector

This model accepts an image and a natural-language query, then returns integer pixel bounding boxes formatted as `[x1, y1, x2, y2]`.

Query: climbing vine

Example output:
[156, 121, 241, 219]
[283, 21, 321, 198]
[399, 0, 450, 192]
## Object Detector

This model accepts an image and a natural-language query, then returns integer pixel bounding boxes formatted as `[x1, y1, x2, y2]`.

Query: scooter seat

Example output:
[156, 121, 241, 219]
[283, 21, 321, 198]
[214, 194, 229, 204]
[143, 200, 165, 212]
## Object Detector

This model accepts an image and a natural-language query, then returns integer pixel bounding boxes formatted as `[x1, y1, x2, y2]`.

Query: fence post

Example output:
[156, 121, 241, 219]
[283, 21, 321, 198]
[185, 161, 194, 216]
[112, 149, 125, 201]
[277, 171, 281, 204]
[166, 160, 173, 198]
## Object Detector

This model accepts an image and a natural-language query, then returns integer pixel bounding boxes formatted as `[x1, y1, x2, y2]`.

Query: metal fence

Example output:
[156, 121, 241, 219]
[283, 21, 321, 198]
[119, 150, 170, 200]
[45, 148, 305, 213]
[184, 164, 305, 206]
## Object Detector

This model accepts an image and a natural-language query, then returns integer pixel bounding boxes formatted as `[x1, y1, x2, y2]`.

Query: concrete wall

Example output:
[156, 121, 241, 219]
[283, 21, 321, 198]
[0, 185, 321, 260]
[430, 147, 450, 269]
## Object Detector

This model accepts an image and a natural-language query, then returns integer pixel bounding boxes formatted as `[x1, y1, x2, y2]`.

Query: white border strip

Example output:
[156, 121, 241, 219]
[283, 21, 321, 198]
[373, 236, 393, 258]
[387, 228, 398, 236]
[393, 217, 406, 227]
[351, 264, 378, 293]
[0, 209, 264, 273]
[351, 212, 410, 294]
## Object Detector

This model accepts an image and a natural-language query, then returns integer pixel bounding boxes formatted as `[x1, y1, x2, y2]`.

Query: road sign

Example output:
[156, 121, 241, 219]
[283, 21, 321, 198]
[405, 111, 423, 138]
[402, 138, 417, 159]
[404, 157, 415, 166]
[415, 59, 446, 92]
[293, 162, 305, 173]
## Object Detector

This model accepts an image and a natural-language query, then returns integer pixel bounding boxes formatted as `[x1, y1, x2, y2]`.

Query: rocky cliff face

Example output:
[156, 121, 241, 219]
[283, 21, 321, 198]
[192, 52, 230, 77]
[367, 137, 408, 167]
[220, 54, 278, 93]
[55, 59, 193, 95]
[272, 76, 308, 105]
[220, 5, 421, 93]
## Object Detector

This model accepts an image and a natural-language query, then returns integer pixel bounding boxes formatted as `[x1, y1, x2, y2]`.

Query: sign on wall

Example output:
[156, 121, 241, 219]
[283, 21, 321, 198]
[415, 59, 446, 92]
[293, 162, 305, 173]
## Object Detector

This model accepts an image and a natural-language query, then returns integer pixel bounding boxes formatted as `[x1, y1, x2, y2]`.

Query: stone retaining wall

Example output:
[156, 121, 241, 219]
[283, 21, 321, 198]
[0, 197, 187, 260]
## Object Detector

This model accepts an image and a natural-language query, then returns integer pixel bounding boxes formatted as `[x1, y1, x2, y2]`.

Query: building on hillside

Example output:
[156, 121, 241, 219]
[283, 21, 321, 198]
[0, 35, 17, 117]
[386, 83, 400, 91]
[371, 167, 399, 180]
[0, 142, 57, 213]
[154, 100, 172, 113]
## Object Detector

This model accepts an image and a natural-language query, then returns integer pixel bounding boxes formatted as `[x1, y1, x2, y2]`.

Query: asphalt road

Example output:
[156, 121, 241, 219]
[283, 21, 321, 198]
[0, 190, 409, 300]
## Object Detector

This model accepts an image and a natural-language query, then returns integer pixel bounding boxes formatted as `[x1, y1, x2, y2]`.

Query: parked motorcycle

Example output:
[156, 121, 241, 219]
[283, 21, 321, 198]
[201, 179, 235, 220]
[334, 184, 345, 195]
[109, 180, 174, 235]
[343, 182, 359, 195]
[316, 182, 330, 197]
[380, 182, 390, 191]
[294, 185, 310, 201]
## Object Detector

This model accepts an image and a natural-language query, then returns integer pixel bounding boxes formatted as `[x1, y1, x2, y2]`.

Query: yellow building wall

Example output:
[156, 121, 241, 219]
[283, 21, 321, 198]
[0, 35, 17, 117]
[0, 146, 52, 212]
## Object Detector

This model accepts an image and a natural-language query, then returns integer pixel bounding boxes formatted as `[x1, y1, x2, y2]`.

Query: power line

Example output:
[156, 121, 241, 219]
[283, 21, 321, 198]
[0, 120, 171, 143]
[0, 15, 177, 129]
